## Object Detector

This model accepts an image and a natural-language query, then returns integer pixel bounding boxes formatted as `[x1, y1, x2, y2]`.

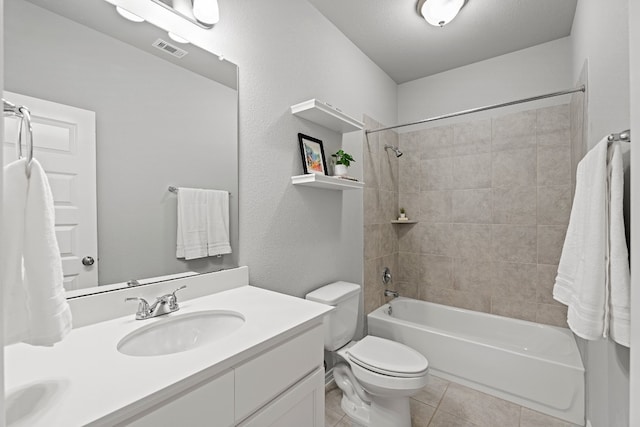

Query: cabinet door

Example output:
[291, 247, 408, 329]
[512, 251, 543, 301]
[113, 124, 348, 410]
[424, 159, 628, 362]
[125, 370, 234, 427]
[234, 325, 323, 421]
[238, 367, 324, 427]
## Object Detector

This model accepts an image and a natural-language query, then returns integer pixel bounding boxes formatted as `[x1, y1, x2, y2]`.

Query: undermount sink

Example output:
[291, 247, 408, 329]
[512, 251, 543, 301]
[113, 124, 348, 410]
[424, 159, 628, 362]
[117, 310, 245, 357]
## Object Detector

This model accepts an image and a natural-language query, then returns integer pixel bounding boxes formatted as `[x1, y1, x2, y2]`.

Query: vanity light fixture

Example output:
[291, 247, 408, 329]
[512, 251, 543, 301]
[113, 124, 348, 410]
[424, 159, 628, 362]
[417, 0, 466, 27]
[193, 0, 220, 25]
[115, 6, 145, 23]
[168, 32, 190, 44]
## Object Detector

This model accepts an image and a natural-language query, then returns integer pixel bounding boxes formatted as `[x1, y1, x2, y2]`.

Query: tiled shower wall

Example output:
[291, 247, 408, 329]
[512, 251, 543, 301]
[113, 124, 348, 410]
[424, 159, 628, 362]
[363, 102, 584, 327]
[362, 116, 399, 315]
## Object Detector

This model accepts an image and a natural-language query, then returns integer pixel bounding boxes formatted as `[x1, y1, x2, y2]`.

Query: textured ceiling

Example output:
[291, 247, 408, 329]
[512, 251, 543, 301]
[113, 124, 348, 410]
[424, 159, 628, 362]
[307, 0, 578, 84]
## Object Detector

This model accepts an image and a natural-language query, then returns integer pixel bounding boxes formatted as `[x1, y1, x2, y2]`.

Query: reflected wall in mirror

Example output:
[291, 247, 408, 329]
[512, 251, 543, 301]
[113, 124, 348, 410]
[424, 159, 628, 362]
[4, 0, 239, 296]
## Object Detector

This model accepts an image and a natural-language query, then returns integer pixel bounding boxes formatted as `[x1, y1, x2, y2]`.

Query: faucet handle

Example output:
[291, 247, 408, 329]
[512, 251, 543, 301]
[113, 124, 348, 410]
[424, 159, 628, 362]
[125, 297, 151, 319]
[168, 285, 187, 310]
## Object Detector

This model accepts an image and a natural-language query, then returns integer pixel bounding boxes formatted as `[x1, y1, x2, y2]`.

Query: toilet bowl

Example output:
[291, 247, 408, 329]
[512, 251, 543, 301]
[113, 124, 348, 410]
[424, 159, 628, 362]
[305, 282, 429, 427]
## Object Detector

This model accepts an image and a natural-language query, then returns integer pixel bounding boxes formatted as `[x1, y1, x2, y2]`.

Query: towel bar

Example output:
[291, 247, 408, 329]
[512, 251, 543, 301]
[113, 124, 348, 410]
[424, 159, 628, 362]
[168, 186, 231, 195]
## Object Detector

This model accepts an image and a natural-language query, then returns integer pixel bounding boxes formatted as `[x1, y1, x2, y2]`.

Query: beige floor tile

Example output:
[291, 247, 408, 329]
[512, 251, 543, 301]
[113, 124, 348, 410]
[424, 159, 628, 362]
[412, 374, 450, 407]
[438, 383, 520, 427]
[410, 398, 437, 426]
[325, 387, 345, 417]
[520, 407, 581, 427]
[428, 409, 479, 427]
[325, 408, 345, 427]
[334, 417, 351, 427]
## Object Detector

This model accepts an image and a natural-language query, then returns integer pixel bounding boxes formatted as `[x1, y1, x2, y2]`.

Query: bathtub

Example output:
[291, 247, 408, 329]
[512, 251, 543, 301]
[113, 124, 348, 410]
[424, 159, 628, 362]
[368, 297, 585, 426]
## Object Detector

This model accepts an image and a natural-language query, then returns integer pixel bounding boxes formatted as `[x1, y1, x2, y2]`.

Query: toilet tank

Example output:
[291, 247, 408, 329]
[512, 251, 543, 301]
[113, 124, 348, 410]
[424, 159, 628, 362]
[305, 281, 360, 351]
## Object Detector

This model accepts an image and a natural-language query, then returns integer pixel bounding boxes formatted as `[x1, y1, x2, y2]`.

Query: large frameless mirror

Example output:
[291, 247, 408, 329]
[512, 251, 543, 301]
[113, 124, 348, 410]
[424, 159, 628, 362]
[3, 0, 239, 297]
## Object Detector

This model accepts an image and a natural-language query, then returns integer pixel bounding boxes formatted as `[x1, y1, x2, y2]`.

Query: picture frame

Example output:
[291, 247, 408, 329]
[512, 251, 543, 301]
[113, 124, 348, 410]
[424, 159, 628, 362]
[298, 133, 328, 175]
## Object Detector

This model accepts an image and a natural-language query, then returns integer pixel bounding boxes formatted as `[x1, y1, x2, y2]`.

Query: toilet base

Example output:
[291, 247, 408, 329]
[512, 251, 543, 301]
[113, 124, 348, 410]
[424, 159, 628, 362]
[340, 393, 412, 427]
[368, 396, 411, 427]
[334, 363, 413, 427]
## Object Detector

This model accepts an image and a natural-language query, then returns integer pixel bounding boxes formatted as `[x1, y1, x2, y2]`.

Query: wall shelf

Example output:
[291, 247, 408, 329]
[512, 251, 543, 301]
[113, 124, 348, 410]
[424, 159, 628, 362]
[291, 174, 364, 190]
[391, 220, 418, 224]
[291, 99, 364, 133]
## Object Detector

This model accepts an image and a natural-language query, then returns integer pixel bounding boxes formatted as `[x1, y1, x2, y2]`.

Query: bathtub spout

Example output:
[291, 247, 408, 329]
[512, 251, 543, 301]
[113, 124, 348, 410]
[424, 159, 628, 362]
[384, 289, 399, 298]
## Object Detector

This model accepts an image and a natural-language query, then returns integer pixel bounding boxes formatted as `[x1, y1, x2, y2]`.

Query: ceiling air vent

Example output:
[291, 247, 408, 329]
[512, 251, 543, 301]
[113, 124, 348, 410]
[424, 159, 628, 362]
[152, 39, 188, 58]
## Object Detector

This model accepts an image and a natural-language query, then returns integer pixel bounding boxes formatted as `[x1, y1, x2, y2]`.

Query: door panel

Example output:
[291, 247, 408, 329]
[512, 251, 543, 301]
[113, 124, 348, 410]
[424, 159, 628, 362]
[3, 91, 97, 290]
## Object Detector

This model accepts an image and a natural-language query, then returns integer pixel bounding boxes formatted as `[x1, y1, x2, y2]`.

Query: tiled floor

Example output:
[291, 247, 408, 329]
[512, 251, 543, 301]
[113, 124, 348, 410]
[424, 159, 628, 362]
[325, 374, 581, 427]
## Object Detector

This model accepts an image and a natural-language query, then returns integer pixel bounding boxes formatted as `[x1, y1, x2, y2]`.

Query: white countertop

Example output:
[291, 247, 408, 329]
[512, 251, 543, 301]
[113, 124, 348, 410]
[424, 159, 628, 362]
[5, 285, 332, 426]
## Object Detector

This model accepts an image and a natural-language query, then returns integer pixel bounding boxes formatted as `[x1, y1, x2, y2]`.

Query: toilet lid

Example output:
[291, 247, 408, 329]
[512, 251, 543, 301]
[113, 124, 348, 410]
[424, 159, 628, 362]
[346, 336, 429, 378]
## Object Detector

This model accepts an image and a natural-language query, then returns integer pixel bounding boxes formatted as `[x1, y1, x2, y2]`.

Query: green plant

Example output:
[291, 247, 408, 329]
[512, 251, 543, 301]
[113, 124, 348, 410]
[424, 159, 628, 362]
[331, 149, 355, 167]
[400, 207, 405, 214]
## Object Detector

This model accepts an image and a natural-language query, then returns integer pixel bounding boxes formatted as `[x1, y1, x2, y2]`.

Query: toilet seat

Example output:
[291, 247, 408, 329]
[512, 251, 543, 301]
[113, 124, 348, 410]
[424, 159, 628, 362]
[346, 336, 429, 378]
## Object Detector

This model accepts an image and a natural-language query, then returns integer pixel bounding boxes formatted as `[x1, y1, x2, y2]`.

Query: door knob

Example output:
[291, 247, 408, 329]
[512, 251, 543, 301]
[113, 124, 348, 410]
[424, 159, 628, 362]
[82, 256, 95, 266]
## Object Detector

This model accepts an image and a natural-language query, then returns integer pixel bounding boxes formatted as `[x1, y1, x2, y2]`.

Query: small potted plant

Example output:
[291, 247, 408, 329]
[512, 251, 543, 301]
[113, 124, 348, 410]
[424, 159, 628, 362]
[331, 149, 355, 177]
[399, 207, 407, 220]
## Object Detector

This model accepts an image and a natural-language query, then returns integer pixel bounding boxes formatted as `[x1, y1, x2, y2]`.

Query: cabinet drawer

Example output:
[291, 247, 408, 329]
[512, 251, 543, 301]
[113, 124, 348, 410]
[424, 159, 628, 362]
[126, 369, 234, 427]
[235, 324, 323, 421]
[238, 367, 324, 427]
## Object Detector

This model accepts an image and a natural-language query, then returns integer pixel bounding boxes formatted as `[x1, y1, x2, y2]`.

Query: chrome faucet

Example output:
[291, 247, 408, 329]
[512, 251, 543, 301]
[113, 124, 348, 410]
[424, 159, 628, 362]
[125, 285, 187, 320]
[384, 289, 399, 298]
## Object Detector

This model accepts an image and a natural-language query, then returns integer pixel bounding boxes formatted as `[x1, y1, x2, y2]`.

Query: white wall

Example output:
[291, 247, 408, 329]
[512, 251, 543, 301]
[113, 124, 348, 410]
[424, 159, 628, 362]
[209, 0, 398, 296]
[570, 1, 631, 426]
[571, 1, 630, 150]
[398, 37, 574, 126]
[0, 0, 5, 422]
[630, 0, 640, 424]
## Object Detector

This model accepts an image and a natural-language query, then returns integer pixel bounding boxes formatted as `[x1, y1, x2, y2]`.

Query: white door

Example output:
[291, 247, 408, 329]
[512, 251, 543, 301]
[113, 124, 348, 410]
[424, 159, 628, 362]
[3, 91, 97, 290]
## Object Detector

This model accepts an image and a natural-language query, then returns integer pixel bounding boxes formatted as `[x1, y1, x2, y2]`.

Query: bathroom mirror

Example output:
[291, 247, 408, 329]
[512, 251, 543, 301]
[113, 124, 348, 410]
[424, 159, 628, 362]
[4, 0, 239, 296]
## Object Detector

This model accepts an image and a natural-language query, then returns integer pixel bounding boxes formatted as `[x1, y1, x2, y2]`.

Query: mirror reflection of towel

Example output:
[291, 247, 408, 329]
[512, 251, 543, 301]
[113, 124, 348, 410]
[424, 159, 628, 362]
[176, 188, 231, 260]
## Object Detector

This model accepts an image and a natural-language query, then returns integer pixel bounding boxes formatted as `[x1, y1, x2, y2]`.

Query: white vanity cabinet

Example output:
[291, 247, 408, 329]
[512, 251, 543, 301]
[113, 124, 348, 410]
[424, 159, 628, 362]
[126, 370, 235, 427]
[124, 325, 324, 427]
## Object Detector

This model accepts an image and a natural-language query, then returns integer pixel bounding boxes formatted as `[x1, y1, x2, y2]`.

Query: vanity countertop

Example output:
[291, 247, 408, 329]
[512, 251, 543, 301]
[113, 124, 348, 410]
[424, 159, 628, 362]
[5, 285, 332, 426]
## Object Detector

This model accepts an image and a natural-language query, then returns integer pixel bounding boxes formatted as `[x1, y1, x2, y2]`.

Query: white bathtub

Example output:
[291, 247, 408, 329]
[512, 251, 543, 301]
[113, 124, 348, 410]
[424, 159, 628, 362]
[368, 297, 585, 426]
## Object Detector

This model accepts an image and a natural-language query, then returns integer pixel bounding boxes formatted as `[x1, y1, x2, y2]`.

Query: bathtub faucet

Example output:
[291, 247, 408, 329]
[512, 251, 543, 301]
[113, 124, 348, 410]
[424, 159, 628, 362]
[384, 289, 399, 298]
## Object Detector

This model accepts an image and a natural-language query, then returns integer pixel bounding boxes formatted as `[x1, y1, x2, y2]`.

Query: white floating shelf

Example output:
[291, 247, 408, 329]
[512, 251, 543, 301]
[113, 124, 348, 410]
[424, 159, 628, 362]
[391, 220, 418, 224]
[291, 99, 364, 133]
[291, 174, 364, 190]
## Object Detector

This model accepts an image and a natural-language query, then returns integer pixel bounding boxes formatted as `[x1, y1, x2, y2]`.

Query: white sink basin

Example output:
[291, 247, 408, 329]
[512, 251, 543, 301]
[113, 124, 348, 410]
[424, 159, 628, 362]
[117, 310, 245, 357]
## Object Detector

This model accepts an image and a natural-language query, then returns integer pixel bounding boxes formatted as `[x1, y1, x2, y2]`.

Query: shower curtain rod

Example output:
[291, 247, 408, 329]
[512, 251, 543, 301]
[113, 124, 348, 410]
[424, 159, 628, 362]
[365, 85, 586, 134]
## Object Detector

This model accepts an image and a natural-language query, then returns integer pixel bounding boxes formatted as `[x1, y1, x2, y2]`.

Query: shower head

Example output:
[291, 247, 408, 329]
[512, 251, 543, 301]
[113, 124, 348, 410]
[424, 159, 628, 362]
[384, 144, 403, 158]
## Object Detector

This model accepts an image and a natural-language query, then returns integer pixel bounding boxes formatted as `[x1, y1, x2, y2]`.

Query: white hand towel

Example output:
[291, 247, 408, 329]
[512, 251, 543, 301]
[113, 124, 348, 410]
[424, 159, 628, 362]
[608, 142, 630, 347]
[205, 190, 231, 256]
[554, 138, 609, 340]
[176, 188, 209, 260]
[2, 159, 72, 346]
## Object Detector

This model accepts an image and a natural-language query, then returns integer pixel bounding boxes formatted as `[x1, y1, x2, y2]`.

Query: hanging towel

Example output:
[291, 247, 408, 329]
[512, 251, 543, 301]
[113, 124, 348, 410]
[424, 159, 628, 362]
[608, 142, 630, 347]
[553, 137, 631, 346]
[2, 159, 72, 346]
[553, 138, 609, 340]
[176, 188, 209, 260]
[176, 188, 231, 259]
[205, 190, 231, 256]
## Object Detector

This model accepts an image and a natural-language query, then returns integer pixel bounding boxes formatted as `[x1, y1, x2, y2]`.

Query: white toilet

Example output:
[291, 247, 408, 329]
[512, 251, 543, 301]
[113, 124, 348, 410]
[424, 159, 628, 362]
[306, 281, 429, 427]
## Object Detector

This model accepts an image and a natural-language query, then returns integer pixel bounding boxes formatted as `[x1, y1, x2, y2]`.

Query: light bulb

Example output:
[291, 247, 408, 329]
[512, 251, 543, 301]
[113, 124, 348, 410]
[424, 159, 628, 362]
[116, 6, 145, 23]
[192, 0, 220, 25]
[168, 32, 190, 44]
[420, 0, 464, 27]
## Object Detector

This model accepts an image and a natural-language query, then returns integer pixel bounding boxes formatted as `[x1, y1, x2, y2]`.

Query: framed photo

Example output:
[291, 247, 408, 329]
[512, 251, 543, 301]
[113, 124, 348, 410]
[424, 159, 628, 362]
[298, 133, 328, 175]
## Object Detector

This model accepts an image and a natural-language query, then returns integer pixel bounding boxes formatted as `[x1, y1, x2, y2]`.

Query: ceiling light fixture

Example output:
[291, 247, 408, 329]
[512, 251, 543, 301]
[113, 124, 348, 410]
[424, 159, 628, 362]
[417, 0, 466, 27]
[115, 6, 145, 23]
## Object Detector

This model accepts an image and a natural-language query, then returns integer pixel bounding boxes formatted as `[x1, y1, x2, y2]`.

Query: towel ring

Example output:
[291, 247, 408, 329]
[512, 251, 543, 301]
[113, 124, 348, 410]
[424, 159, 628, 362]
[16, 106, 34, 173]
[3, 99, 34, 173]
